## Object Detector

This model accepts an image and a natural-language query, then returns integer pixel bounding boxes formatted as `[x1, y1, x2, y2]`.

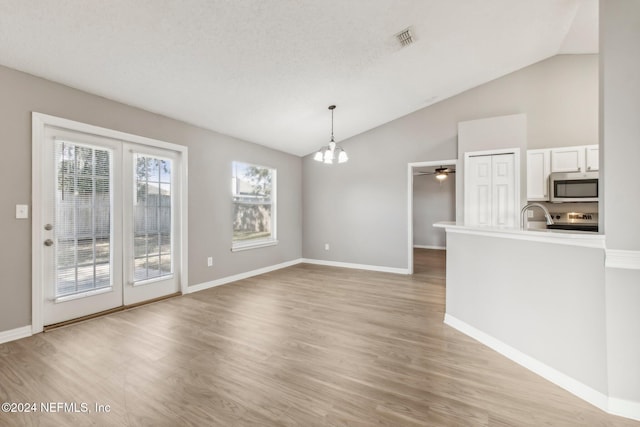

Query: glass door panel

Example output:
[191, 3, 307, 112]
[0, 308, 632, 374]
[42, 128, 123, 326]
[133, 155, 173, 282]
[55, 140, 113, 297]
[123, 146, 180, 306]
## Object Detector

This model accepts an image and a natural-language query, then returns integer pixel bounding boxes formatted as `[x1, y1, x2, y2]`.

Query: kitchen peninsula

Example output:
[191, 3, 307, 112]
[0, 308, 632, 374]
[435, 221, 612, 414]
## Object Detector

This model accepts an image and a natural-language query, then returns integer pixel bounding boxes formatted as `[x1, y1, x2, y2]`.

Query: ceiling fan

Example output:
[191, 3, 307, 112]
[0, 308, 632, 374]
[414, 166, 456, 180]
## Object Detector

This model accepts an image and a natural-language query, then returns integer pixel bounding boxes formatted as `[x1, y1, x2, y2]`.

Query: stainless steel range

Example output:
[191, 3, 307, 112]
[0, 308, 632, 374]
[547, 212, 599, 232]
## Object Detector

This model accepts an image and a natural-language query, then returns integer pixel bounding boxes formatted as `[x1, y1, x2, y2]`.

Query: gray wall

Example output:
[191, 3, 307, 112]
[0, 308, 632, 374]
[0, 65, 302, 332]
[303, 54, 598, 268]
[446, 232, 608, 394]
[602, 0, 640, 251]
[412, 173, 455, 248]
[601, 0, 640, 405]
[605, 268, 640, 401]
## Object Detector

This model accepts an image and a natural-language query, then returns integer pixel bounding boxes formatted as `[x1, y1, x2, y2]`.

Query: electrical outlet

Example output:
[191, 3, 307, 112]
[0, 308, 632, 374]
[527, 210, 534, 218]
[324, 243, 330, 251]
[207, 257, 213, 267]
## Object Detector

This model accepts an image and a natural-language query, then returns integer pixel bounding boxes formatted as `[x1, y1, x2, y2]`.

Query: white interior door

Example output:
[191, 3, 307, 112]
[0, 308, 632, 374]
[41, 128, 182, 326]
[42, 127, 123, 325]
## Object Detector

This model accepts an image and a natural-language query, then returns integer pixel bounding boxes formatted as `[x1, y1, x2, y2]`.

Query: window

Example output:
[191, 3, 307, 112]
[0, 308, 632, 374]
[232, 161, 277, 250]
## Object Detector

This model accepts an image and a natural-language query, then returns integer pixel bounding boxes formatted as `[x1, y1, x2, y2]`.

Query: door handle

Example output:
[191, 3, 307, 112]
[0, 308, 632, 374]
[44, 224, 53, 231]
[44, 239, 54, 247]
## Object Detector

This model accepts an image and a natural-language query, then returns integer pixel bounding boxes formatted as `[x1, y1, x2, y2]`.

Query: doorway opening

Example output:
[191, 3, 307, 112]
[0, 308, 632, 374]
[407, 160, 457, 274]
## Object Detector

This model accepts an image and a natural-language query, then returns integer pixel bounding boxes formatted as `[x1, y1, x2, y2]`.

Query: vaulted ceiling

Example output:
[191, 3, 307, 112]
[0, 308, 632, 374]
[0, 0, 597, 156]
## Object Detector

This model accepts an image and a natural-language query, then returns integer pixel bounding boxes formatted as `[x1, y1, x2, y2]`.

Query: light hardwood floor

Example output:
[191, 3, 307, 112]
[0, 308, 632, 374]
[1, 249, 638, 426]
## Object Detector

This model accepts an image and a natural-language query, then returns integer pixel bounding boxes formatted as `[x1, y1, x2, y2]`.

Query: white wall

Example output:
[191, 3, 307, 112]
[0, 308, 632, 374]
[413, 173, 455, 248]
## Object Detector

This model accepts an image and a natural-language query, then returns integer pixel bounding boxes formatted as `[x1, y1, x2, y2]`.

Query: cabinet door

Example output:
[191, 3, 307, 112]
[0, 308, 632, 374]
[586, 145, 599, 171]
[551, 146, 584, 172]
[492, 154, 516, 227]
[464, 155, 493, 226]
[527, 149, 550, 201]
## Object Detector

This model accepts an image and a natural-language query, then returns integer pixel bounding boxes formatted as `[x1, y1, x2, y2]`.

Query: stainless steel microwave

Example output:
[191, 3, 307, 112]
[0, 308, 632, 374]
[549, 171, 599, 203]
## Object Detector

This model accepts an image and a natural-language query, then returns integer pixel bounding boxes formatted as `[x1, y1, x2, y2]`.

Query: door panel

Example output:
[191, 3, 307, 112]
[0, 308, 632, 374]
[492, 154, 515, 228]
[123, 145, 180, 305]
[465, 155, 493, 226]
[42, 127, 123, 325]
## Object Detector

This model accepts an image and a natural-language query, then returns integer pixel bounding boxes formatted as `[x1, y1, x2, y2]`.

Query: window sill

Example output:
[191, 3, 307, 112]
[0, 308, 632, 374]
[231, 239, 279, 252]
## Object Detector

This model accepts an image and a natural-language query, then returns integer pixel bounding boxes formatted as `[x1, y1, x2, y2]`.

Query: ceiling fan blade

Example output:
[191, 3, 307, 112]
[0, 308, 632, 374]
[435, 167, 456, 173]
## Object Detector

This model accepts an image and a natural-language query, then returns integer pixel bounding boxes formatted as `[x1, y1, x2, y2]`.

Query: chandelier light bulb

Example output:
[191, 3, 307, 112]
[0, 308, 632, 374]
[338, 150, 348, 163]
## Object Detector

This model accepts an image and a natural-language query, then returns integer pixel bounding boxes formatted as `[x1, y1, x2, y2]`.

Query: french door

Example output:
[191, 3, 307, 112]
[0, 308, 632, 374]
[40, 126, 181, 326]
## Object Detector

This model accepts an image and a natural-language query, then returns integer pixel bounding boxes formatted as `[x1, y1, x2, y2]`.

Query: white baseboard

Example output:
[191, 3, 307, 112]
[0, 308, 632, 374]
[301, 258, 410, 275]
[443, 315, 608, 410]
[188, 257, 410, 294]
[444, 314, 640, 422]
[606, 249, 640, 270]
[187, 258, 303, 294]
[413, 245, 446, 250]
[608, 397, 640, 421]
[0, 325, 32, 345]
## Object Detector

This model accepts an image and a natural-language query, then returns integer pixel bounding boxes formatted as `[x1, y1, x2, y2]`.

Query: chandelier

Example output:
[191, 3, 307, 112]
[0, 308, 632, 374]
[313, 105, 348, 164]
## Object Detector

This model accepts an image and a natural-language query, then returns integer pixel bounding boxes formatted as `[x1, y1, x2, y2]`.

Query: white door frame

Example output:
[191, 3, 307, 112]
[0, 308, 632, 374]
[407, 159, 457, 274]
[32, 112, 189, 334]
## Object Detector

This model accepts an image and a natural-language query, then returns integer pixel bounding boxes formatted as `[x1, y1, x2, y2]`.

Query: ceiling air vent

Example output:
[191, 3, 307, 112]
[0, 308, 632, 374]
[395, 27, 415, 47]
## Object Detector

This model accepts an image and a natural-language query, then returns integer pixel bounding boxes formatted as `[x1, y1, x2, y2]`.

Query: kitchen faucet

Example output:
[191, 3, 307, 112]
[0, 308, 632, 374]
[520, 203, 555, 230]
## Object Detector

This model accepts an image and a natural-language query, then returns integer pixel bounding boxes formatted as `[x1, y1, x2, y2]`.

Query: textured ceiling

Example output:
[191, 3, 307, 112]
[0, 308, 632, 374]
[0, 0, 598, 156]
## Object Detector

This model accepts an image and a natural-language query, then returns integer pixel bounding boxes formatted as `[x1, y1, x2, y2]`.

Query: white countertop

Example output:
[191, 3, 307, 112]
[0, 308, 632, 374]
[433, 221, 605, 248]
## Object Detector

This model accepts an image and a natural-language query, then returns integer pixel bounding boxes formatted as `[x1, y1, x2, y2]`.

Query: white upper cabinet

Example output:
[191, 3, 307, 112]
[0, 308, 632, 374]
[527, 149, 551, 201]
[551, 146, 585, 172]
[527, 145, 599, 201]
[586, 145, 599, 171]
[550, 145, 599, 173]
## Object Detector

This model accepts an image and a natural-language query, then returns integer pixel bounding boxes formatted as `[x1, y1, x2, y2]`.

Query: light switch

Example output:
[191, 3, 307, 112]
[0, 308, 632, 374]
[16, 204, 29, 219]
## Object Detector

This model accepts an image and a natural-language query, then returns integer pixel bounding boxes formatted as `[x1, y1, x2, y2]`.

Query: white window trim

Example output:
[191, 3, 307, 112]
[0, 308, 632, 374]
[231, 239, 279, 252]
[231, 162, 277, 251]
[32, 112, 189, 334]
